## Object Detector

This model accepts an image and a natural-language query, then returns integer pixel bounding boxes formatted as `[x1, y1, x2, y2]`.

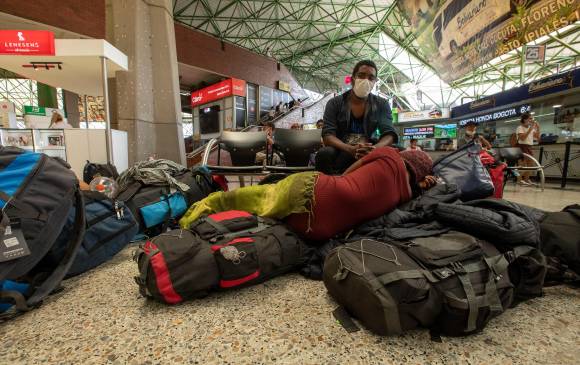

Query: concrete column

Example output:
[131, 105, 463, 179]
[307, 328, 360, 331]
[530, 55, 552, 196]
[106, 0, 185, 165]
[62, 90, 80, 127]
[37, 82, 58, 108]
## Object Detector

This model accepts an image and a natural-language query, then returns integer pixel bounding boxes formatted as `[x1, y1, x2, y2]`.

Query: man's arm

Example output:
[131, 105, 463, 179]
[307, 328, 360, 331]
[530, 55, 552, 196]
[375, 97, 398, 147]
[322, 98, 357, 156]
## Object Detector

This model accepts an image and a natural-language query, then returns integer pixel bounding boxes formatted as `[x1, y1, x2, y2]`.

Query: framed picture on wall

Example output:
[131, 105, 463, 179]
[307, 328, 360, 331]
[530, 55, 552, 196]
[48, 135, 64, 146]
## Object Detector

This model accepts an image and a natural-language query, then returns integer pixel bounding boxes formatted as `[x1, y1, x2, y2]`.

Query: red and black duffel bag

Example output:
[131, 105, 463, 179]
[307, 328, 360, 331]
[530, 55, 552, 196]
[134, 210, 311, 304]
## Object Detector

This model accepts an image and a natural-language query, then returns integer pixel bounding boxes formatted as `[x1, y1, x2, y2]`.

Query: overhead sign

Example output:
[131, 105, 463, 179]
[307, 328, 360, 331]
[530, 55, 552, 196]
[525, 45, 546, 64]
[458, 104, 531, 126]
[191, 78, 246, 107]
[277, 80, 291, 92]
[23, 105, 47, 116]
[452, 68, 580, 118]
[398, 108, 450, 123]
[396, 0, 580, 83]
[403, 126, 435, 139]
[0, 30, 55, 55]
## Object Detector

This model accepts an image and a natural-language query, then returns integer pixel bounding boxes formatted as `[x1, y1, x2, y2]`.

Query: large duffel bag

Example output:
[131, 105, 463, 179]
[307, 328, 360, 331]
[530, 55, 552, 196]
[323, 231, 546, 337]
[116, 167, 220, 236]
[134, 210, 310, 304]
[433, 141, 494, 201]
[35, 191, 139, 278]
[540, 204, 580, 275]
[0, 147, 85, 317]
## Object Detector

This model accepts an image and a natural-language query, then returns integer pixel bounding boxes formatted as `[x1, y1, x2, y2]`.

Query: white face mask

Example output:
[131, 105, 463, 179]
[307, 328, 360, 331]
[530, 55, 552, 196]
[353, 78, 374, 98]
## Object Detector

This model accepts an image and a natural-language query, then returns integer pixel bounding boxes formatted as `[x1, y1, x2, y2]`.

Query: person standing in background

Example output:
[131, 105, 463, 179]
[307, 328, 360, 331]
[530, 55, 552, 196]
[48, 112, 72, 129]
[459, 121, 492, 149]
[406, 138, 422, 151]
[516, 112, 540, 186]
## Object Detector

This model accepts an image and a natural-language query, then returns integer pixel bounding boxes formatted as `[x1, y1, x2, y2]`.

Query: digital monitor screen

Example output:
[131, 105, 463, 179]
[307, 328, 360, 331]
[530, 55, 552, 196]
[434, 124, 457, 139]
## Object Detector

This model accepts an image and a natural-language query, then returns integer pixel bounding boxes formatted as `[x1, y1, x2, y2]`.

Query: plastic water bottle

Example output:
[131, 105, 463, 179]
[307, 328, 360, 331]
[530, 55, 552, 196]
[89, 177, 119, 198]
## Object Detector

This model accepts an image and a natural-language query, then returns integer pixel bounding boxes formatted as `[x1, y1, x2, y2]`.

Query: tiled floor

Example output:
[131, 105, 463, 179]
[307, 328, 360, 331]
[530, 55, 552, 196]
[1, 187, 579, 365]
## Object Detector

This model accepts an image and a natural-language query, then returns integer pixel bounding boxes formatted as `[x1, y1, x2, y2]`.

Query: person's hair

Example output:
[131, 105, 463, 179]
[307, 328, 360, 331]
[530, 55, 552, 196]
[316, 119, 323, 125]
[352, 60, 378, 77]
[263, 121, 275, 130]
[49, 112, 63, 127]
[410, 138, 417, 143]
[520, 112, 532, 124]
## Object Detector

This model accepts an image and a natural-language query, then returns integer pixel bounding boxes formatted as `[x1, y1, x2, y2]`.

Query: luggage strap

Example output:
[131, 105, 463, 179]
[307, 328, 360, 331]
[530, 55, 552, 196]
[25, 187, 86, 309]
[116, 181, 142, 201]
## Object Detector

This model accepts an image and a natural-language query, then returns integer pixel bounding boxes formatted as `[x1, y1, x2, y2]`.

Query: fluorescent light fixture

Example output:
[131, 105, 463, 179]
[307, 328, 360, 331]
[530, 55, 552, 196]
[553, 104, 562, 108]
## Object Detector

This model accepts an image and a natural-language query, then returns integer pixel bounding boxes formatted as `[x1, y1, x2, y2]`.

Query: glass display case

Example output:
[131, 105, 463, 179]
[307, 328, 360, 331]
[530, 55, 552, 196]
[0, 128, 66, 160]
[32, 129, 66, 160]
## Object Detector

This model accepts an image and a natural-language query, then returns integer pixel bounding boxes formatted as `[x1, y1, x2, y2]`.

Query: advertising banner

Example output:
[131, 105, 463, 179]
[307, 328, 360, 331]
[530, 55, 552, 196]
[0, 30, 55, 55]
[398, 108, 450, 122]
[397, 0, 580, 83]
[191, 78, 246, 107]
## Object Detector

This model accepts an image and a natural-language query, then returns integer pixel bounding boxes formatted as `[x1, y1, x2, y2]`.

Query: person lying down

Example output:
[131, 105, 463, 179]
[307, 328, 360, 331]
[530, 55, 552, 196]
[179, 147, 435, 242]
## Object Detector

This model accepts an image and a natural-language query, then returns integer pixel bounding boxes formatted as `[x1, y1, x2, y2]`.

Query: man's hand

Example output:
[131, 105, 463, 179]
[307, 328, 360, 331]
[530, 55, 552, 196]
[355, 143, 374, 159]
[418, 175, 437, 190]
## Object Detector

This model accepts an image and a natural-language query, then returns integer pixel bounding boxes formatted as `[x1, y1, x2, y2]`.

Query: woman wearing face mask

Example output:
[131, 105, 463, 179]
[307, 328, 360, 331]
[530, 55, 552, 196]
[315, 60, 398, 175]
[459, 121, 492, 149]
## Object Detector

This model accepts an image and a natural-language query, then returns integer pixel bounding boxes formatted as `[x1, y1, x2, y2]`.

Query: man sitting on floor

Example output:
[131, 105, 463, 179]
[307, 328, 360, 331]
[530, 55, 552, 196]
[315, 60, 398, 175]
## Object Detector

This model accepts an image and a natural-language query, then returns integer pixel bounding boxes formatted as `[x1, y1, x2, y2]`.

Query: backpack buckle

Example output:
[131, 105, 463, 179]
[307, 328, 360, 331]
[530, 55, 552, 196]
[433, 267, 454, 280]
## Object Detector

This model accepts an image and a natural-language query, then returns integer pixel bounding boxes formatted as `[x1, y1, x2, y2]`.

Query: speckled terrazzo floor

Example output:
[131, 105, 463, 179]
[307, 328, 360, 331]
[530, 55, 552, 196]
[1, 186, 580, 365]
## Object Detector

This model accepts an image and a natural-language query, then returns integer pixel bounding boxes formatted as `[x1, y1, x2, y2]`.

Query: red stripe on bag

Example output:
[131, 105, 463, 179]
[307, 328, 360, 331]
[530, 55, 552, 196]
[144, 241, 182, 304]
[219, 270, 260, 288]
[209, 210, 251, 222]
[211, 237, 254, 252]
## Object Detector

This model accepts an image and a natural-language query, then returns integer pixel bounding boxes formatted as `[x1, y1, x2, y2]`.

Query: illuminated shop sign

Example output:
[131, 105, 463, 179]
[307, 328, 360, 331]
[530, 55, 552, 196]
[458, 104, 531, 126]
[191, 78, 246, 107]
[0, 30, 55, 55]
[403, 126, 435, 139]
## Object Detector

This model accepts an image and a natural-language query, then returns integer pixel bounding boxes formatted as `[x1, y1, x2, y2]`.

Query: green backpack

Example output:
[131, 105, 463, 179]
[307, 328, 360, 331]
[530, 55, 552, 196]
[323, 231, 546, 337]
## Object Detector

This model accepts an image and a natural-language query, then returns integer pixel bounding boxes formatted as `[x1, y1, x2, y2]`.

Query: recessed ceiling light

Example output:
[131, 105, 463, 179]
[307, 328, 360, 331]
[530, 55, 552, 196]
[553, 104, 562, 108]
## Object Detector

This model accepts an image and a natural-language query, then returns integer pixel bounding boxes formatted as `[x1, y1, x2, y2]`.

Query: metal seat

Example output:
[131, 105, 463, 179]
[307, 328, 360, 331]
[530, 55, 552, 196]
[266, 129, 322, 172]
[497, 147, 545, 191]
[202, 131, 268, 187]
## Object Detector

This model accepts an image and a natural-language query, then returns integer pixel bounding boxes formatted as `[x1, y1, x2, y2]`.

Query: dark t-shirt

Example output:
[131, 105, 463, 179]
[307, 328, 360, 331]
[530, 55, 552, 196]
[346, 113, 366, 144]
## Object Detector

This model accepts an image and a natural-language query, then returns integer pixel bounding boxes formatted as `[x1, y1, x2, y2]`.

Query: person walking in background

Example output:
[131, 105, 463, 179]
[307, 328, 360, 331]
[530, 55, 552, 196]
[275, 102, 283, 114]
[316, 119, 324, 129]
[516, 112, 540, 186]
[406, 138, 422, 151]
[459, 121, 492, 149]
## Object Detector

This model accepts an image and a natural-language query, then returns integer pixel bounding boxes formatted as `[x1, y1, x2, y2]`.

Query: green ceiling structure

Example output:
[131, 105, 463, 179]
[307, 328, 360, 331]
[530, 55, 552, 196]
[173, 0, 580, 109]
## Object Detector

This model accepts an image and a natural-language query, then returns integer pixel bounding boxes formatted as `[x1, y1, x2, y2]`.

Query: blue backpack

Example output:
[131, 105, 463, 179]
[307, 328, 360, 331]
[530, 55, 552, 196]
[0, 147, 85, 318]
[35, 191, 139, 278]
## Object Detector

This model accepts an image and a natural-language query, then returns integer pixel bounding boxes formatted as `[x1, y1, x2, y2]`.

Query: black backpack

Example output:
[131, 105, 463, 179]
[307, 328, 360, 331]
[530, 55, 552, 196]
[0, 147, 85, 317]
[34, 191, 138, 278]
[116, 168, 220, 236]
[83, 161, 119, 184]
[540, 204, 580, 275]
[323, 231, 546, 337]
[134, 210, 311, 304]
